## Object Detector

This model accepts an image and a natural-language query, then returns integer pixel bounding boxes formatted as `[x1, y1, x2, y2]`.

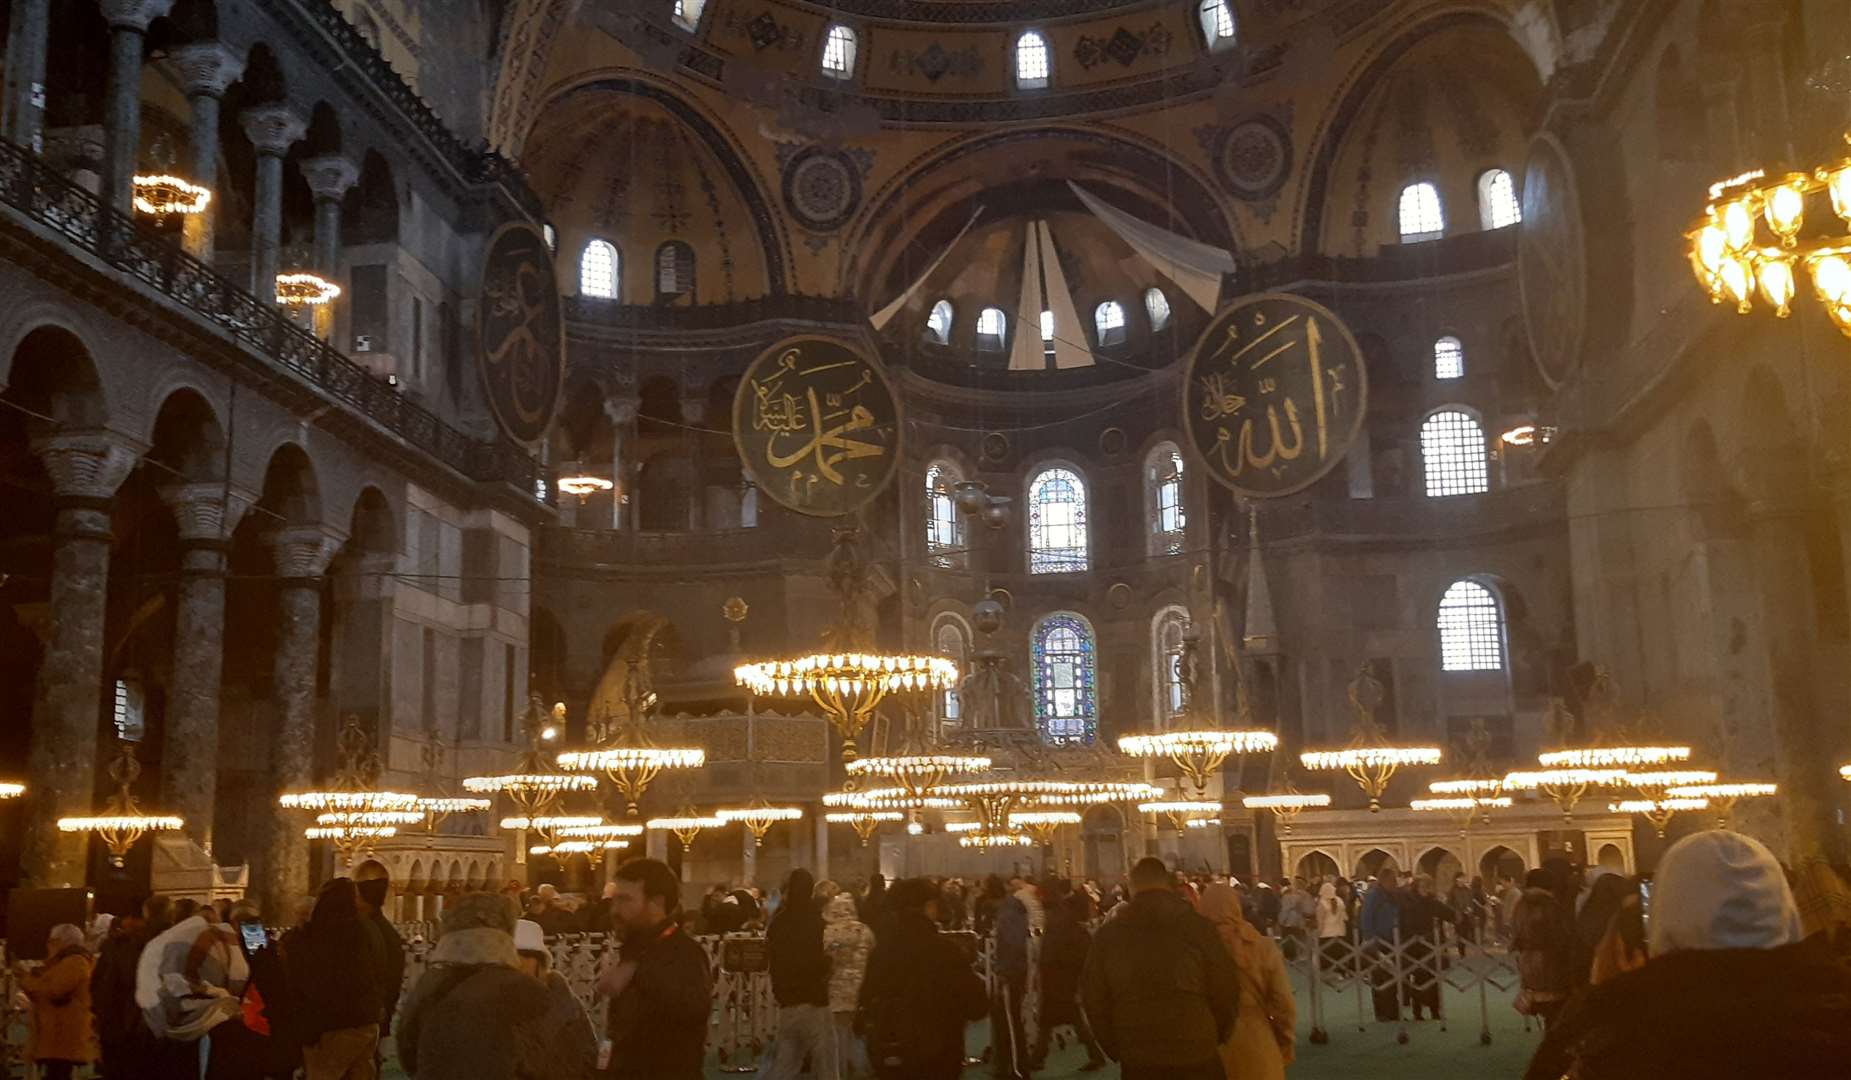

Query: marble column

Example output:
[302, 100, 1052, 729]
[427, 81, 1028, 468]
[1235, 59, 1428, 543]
[168, 40, 242, 261]
[259, 525, 342, 919]
[300, 154, 358, 275]
[813, 809, 830, 882]
[680, 394, 706, 531]
[240, 104, 305, 305]
[2, 0, 50, 151]
[99, 0, 175, 213]
[604, 393, 638, 531]
[1748, 500, 1843, 863]
[21, 431, 141, 887]
[158, 483, 244, 853]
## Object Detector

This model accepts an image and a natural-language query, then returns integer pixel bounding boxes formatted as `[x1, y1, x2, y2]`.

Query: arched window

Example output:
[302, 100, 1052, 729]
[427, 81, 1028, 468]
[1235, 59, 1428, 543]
[1477, 168, 1522, 230]
[113, 675, 146, 742]
[976, 306, 1007, 351]
[655, 241, 694, 301]
[542, 223, 557, 252]
[1153, 606, 1189, 727]
[672, 0, 708, 30]
[1146, 443, 1185, 556]
[1015, 30, 1051, 89]
[1144, 287, 1171, 331]
[821, 24, 858, 79]
[1094, 300, 1127, 346]
[1028, 466, 1088, 573]
[1198, 0, 1236, 45]
[925, 461, 963, 565]
[1040, 309, 1056, 361]
[580, 239, 618, 299]
[1032, 613, 1097, 745]
[925, 299, 954, 345]
[1420, 409, 1489, 496]
[1437, 579, 1504, 671]
[1398, 182, 1444, 242]
[934, 616, 970, 725]
[1433, 335, 1464, 380]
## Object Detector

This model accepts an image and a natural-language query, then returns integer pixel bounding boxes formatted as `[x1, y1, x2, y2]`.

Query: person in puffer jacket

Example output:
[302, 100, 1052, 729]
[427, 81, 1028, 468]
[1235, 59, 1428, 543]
[823, 894, 875, 1079]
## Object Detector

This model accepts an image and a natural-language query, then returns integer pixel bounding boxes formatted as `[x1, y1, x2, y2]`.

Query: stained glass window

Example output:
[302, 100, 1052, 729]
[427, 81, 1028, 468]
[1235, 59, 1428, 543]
[1154, 607, 1189, 728]
[1421, 409, 1489, 496]
[1147, 444, 1185, 556]
[1438, 580, 1504, 671]
[925, 462, 961, 565]
[1033, 613, 1096, 745]
[1028, 466, 1088, 573]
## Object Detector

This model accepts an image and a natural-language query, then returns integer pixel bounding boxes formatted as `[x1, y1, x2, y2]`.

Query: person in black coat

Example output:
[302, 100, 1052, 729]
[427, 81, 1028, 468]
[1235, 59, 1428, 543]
[354, 868, 406, 1035]
[599, 859, 713, 1080]
[858, 878, 988, 1080]
[1030, 891, 1105, 1071]
[282, 878, 386, 1075]
[761, 868, 836, 1080]
[90, 906, 152, 1079]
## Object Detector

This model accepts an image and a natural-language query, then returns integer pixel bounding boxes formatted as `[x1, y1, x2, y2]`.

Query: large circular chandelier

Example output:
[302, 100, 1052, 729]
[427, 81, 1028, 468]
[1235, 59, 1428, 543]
[1611, 797, 1710, 839]
[845, 752, 991, 801]
[648, 807, 728, 852]
[1241, 791, 1331, 834]
[716, 797, 805, 848]
[825, 810, 904, 846]
[1411, 795, 1513, 835]
[1120, 730, 1278, 795]
[1685, 154, 1851, 336]
[278, 717, 423, 864]
[274, 272, 342, 306]
[59, 743, 180, 866]
[1138, 798, 1224, 836]
[1665, 781, 1777, 828]
[735, 653, 958, 762]
[1503, 768, 1628, 821]
[557, 663, 704, 816]
[959, 830, 1037, 849]
[1537, 746, 1693, 769]
[1008, 810, 1080, 846]
[464, 699, 599, 827]
[1301, 663, 1441, 812]
[132, 174, 211, 221]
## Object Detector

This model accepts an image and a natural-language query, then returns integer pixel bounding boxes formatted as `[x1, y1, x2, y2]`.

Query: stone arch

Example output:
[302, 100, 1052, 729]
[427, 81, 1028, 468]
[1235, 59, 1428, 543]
[343, 150, 399, 246]
[407, 859, 425, 895]
[2, 324, 108, 429]
[1353, 847, 1399, 878]
[447, 858, 465, 892]
[637, 452, 696, 531]
[1478, 844, 1525, 883]
[346, 486, 396, 556]
[146, 388, 227, 485]
[1596, 843, 1625, 873]
[303, 101, 342, 158]
[1295, 850, 1341, 881]
[253, 443, 322, 527]
[467, 859, 484, 890]
[1081, 803, 1126, 881]
[1416, 844, 1465, 889]
[240, 43, 288, 104]
[531, 605, 568, 706]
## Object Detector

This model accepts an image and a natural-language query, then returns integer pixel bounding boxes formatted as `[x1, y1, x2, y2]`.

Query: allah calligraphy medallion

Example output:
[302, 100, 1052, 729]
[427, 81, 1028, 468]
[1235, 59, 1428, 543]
[733, 336, 900, 517]
[1182, 292, 1369, 499]
[477, 223, 565, 445]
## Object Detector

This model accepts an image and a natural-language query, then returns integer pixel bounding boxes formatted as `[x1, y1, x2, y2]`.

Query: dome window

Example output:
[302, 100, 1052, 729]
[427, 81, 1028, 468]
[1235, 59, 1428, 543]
[1094, 300, 1126, 346]
[821, 24, 858, 80]
[1478, 168, 1522, 230]
[977, 307, 1007, 351]
[1144, 287, 1171, 331]
[1199, 0, 1236, 47]
[925, 299, 954, 344]
[673, 0, 708, 31]
[1015, 31, 1051, 90]
[580, 239, 619, 300]
[1398, 182, 1444, 242]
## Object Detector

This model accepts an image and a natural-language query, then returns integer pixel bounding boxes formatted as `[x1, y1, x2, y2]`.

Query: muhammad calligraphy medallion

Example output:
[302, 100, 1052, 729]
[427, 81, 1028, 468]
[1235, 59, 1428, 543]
[1182, 292, 1368, 499]
[733, 336, 900, 517]
[477, 223, 565, 445]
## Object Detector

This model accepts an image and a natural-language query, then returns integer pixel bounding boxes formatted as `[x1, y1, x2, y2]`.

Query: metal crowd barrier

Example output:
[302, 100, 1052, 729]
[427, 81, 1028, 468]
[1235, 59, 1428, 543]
[1280, 921, 1524, 1048]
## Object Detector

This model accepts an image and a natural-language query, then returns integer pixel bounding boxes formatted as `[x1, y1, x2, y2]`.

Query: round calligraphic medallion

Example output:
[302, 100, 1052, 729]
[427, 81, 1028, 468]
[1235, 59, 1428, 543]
[476, 223, 565, 445]
[1182, 292, 1369, 499]
[733, 336, 901, 517]
[1517, 133, 1588, 389]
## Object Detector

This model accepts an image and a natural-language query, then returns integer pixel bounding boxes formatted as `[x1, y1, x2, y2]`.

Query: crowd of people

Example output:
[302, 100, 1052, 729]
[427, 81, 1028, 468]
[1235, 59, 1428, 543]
[6, 829, 1849, 1078]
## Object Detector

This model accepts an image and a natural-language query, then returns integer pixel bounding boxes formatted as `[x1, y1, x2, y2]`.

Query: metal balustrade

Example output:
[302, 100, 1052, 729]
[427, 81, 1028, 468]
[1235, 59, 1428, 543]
[0, 135, 550, 506]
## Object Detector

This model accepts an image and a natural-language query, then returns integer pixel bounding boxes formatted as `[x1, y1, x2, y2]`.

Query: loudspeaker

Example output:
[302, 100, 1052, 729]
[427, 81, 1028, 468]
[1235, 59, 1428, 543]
[6, 887, 93, 960]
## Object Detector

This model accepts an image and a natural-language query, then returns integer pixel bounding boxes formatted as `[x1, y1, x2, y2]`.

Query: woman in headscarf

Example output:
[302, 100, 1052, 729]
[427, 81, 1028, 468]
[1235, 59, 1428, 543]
[1313, 880, 1349, 972]
[1523, 831, 1851, 1080]
[1198, 883, 1295, 1080]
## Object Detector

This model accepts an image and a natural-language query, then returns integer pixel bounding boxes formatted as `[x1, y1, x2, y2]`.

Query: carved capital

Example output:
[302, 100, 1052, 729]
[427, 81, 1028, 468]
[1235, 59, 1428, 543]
[159, 482, 254, 544]
[679, 395, 706, 426]
[299, 154, 360, 202]
[168, 40, 244, 99]
[240, 104, 307, 157]
[31, 430, 141, 502]
[604, 394, 640, 427]
[269, 524, 345, 580]
[99, 0, 175, 32]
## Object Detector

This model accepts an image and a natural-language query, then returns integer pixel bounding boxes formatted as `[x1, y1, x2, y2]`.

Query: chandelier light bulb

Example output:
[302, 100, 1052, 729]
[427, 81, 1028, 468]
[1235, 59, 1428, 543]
[1812, 253, 1851, 306]
[1696, 223, 1727, 274]
[1718, 255, 1753, 312]
[1763, 181, 1806, 244]
[1829, 166, 1851, 224]
[1755, 255, 1797, 316]
[1721, 199, 1756, 250]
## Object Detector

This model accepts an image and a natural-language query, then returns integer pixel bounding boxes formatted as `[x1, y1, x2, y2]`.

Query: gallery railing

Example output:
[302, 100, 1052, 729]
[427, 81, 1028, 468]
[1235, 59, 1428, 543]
[0, 135, 550, 505]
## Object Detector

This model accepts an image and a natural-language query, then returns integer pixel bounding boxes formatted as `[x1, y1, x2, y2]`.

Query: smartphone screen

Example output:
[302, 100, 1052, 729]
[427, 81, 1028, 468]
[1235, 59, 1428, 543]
[1638, 880, 1653, 929]
[238, 921, 268, 956]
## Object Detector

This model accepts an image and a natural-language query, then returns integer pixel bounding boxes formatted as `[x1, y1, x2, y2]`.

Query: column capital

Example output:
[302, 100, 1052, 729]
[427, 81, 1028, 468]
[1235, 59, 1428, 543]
[679, 394, 706, 426]
[240, 103, 307, 157]
[99, 0, 174, 32]
[300, 154, 360, 203]
[269, 524, 345, 580]
[168, 40, 244, 99]
[158, 482, 254, 545]
[604, 393, 640, 426]
[31, 430, 141, 503]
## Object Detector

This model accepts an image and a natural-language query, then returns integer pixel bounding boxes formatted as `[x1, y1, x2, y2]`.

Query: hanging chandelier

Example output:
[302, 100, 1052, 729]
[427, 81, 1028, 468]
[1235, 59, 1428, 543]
[715, 797, 805, 848]
[1503, 768, 1629, 821]
[825, 810, 904, 846]
[845, 751, 991, 801]
[132, 174, 211, 222]
[648, 807, 728, 852]
[464, 698, 599, 829]
[556, 475, 615, 500]
[958, 830, 1037, 849]
[1119, 631, 1277, 796]
[1684, 151, 1851, 337]
[557, 661, 706, 816]
[1665, 781, 1778, 828]
[1241, 791, 1331, 834]
[415, 795, 492, 832]
[1611, 797, 1710, 839]
[58, 742, 182, 865]
[278, 717, 426, 864]
[531, 838, 630, 863]
[1008, 810, 1080, 846]
[1538, 746, 1693, 769]
[1138, 798, 1224, 836]
[274, 272, 342, 306]
[1300, 663, 1442, 811]
[1411, 795, 1514, 836]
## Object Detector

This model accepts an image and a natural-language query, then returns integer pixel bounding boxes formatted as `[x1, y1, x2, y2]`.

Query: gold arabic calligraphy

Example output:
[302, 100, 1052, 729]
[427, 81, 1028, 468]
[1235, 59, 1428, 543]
[1194, 308, 1351, 486]
[749, 347, 890, 505]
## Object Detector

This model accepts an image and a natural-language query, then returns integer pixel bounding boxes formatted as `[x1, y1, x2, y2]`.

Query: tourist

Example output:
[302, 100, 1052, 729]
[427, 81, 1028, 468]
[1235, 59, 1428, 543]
[599, 857, 712, 1080]
[859, 874, 887, 926]
[1314, 880, 1349, 971]
[1793, 856, 1851, 958]
[761, 867, 838, 1080]
[1081, 856, 1237, 1080]
[991, 872, 1033, 1080]
[1254, 880, 1280, 934]
[1523, 830, 1851, 1078]
[1574, 872, 1637, 986]
[512, 919, 598, 1079]
[396, 892, 552, 1079]
[205, 900, 299, 1080]
[1588, 882, 1646, 984]
[353, 864, 405, 1040]
[1496, 874, 1523, 942]
[823, 893, 875, 1078]
[1399, 875, 1454, 1021]
[1277, 877, 1313, 961]
[858, 877, 988, 1080]
[1029, 891, 1105, 1073]
[136, 903, 245, 1078]
[20, 923, 96, 1080]
[90, 903, 153, 1078]
[285, 878, 386, 1080]
[1511, 867, 1574, 1027]
[1358, 867, 1405, 1021]
[973, 875, 1005, 938]
[529, 883, 580, 936]
[1200, 883, 1295, 1080]
[937, 880, 967, 931]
